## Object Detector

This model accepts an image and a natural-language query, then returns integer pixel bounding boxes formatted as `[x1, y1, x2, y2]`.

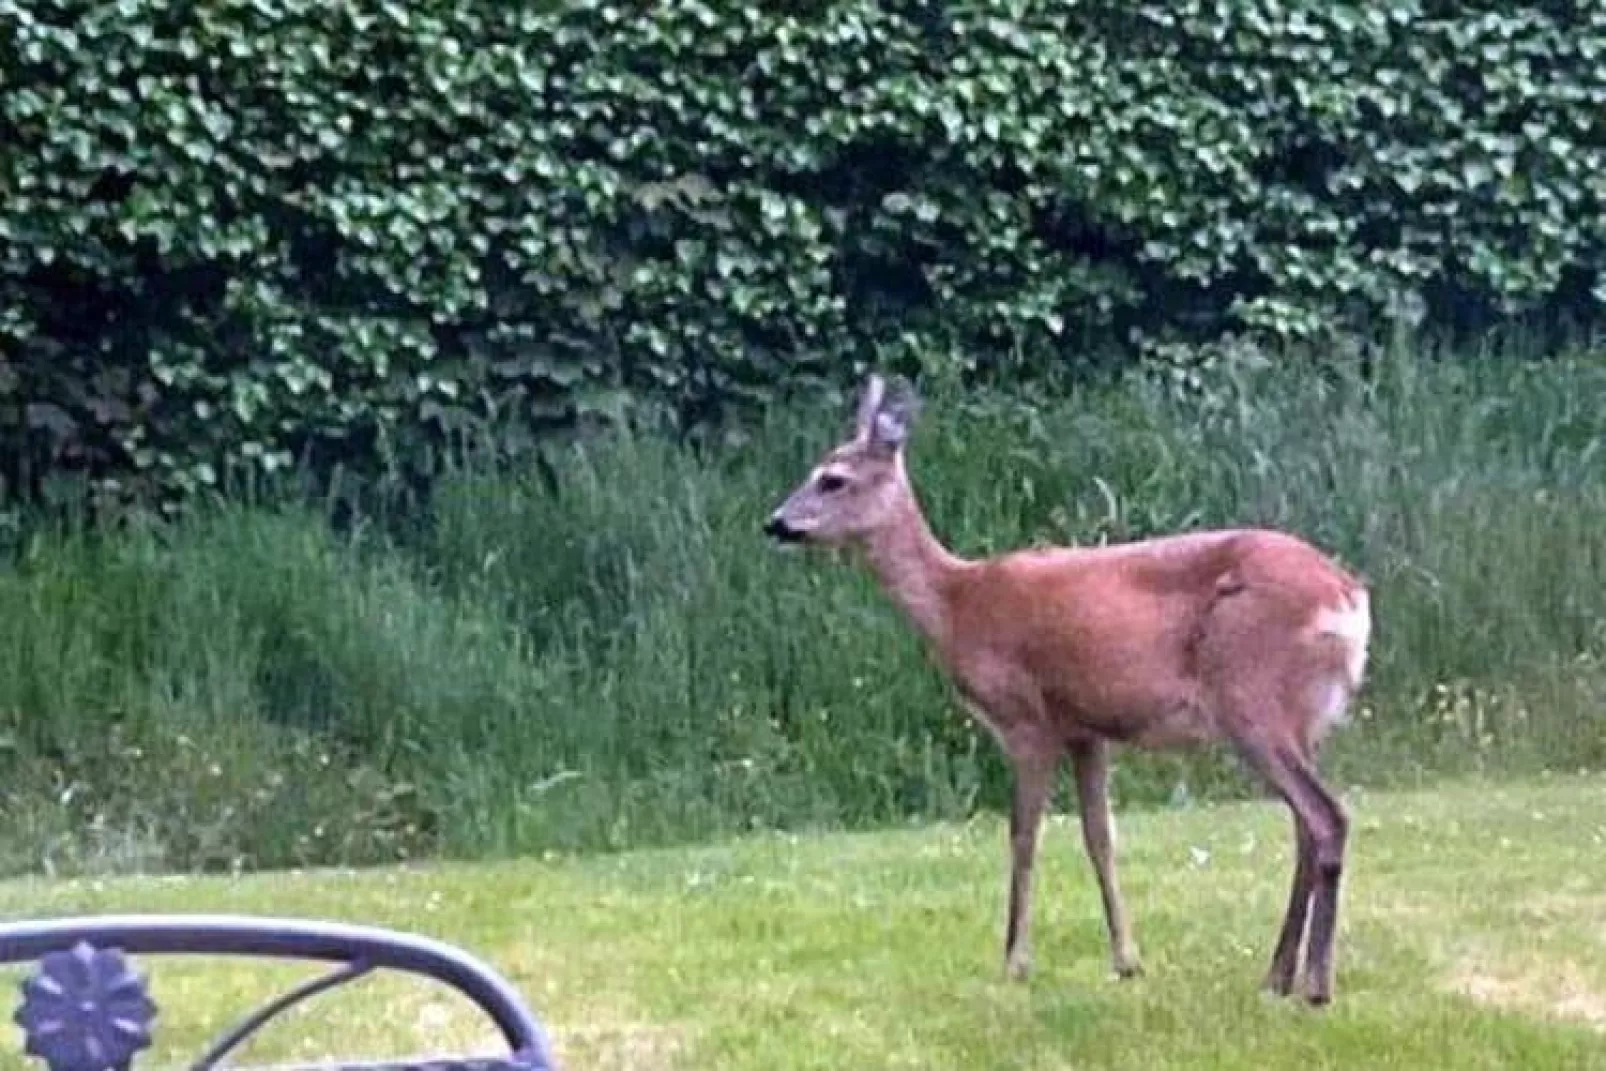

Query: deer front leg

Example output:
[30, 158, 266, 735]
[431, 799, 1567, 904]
[1004, 752, 1059, 981]
[1070, 740, 1143, 979]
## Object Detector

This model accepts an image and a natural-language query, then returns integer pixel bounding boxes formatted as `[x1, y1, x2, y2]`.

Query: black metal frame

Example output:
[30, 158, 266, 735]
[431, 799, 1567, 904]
[1, 914, 558, 1071]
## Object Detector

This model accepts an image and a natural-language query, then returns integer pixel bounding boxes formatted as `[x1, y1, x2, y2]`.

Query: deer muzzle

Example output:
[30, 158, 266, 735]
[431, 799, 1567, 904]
[763, 513, 806, 544]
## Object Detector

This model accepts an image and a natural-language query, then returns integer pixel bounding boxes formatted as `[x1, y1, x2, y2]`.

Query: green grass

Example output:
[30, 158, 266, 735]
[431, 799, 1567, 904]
[3, 776, 1604, 1069]
[1, 341, 1604, 874]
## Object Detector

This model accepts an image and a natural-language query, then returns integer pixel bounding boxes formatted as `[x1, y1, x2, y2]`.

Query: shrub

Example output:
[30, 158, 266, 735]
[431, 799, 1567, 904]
[3, 0, 1603, 506]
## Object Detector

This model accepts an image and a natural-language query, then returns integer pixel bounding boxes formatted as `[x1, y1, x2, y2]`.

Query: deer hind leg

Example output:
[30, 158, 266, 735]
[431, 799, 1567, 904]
[1264, 810, 1316, 995]
[1069, 740, 1143, 979]
[1291, 756, 1348, 1004]
[1004, 750, 1059, 981]
[1230, 728, 1348, 1005]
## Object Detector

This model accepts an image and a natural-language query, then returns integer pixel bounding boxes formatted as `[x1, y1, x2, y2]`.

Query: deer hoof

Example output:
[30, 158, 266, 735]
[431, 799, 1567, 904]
[1262, 969, 1297, 997]
[1303, 980, 1333, 1007]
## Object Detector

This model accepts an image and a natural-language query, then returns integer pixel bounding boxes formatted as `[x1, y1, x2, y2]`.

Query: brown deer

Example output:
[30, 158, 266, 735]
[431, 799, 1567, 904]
[762, 374, 1371, 1005]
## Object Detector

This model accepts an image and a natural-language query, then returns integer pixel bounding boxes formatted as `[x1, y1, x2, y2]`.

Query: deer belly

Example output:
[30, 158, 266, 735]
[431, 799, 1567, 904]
[1124, 697, 1219, 749]
[1049, 687, 1218, 751]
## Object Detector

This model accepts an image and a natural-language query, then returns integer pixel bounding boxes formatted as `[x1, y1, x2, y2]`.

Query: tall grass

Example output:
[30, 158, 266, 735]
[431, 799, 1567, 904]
[2, 342, 1603, 876]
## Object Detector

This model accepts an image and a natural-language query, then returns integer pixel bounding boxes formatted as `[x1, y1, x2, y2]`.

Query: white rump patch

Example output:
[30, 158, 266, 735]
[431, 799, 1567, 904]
[1311, 588, 1371, 689]
[1312, 679, 1352, 736]
[1307, 589, 1372, 739]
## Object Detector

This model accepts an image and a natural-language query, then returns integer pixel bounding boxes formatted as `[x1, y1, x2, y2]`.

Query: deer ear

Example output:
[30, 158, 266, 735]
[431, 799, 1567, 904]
[867, 376, 920, 455]
[853, 374, 887, 440]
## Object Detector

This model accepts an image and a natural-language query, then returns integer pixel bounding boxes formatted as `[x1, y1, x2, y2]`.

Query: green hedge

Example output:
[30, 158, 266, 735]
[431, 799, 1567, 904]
[3, 0, 1603, 506]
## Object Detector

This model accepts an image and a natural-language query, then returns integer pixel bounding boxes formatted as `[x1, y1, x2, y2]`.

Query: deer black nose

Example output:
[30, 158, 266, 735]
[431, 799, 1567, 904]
[763, 514, 803, 543]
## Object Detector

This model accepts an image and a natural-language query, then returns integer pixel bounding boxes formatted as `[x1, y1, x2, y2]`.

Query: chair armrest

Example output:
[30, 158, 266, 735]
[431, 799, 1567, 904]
[1, 914, 558, 1071]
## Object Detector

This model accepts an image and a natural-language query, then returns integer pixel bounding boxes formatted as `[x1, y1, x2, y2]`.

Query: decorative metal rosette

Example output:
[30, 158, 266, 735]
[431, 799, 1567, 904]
[14, 941, 157, 1071]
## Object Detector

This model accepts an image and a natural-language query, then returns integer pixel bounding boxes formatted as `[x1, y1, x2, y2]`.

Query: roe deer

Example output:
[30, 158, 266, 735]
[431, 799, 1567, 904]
[762, 374, 1371, 1005]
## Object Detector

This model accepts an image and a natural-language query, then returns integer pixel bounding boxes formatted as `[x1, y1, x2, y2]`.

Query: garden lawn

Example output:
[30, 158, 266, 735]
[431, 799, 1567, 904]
[3, 774, 1604, 1070]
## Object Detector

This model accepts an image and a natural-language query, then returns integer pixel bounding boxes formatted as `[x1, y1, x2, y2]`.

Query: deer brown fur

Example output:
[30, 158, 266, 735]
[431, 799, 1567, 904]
[763, 374, 1372, 1005]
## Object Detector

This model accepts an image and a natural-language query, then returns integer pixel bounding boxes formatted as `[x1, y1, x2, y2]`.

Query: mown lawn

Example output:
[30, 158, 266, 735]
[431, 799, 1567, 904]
[3, 775, 1604, 1070]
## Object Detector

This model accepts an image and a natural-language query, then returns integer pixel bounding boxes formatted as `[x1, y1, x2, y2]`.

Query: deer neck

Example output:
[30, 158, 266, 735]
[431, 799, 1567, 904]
[858, 467, 965, 646]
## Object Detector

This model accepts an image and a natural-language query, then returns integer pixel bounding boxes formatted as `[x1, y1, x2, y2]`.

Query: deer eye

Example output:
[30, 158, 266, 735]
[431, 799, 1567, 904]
[817, 473, 848, 493]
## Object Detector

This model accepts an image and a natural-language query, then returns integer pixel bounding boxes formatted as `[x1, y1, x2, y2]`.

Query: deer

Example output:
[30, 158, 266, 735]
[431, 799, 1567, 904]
[761, 374, 1372, 1006]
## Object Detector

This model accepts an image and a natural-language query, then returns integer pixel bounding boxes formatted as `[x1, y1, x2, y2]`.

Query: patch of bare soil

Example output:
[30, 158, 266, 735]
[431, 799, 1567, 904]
[1451, 959, 1606, 1033]
[558, 1020, 689, 1070]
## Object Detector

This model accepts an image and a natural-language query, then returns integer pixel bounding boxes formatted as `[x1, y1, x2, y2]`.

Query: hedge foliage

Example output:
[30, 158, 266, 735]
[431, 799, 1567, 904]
[3, 0, 1604, 506]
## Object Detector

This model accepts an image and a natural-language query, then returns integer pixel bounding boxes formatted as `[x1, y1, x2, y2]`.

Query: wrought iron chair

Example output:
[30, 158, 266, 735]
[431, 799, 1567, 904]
[1, 914, 558, 1071]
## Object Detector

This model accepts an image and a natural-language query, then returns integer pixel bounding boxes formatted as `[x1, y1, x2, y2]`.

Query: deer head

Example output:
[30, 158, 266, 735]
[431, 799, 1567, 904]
[762, 374, 921, 547]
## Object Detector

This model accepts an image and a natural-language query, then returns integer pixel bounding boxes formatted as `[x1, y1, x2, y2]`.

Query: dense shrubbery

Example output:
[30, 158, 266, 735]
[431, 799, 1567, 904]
[3, 0, 1604, 506]
[2, 346, 1603, 876]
